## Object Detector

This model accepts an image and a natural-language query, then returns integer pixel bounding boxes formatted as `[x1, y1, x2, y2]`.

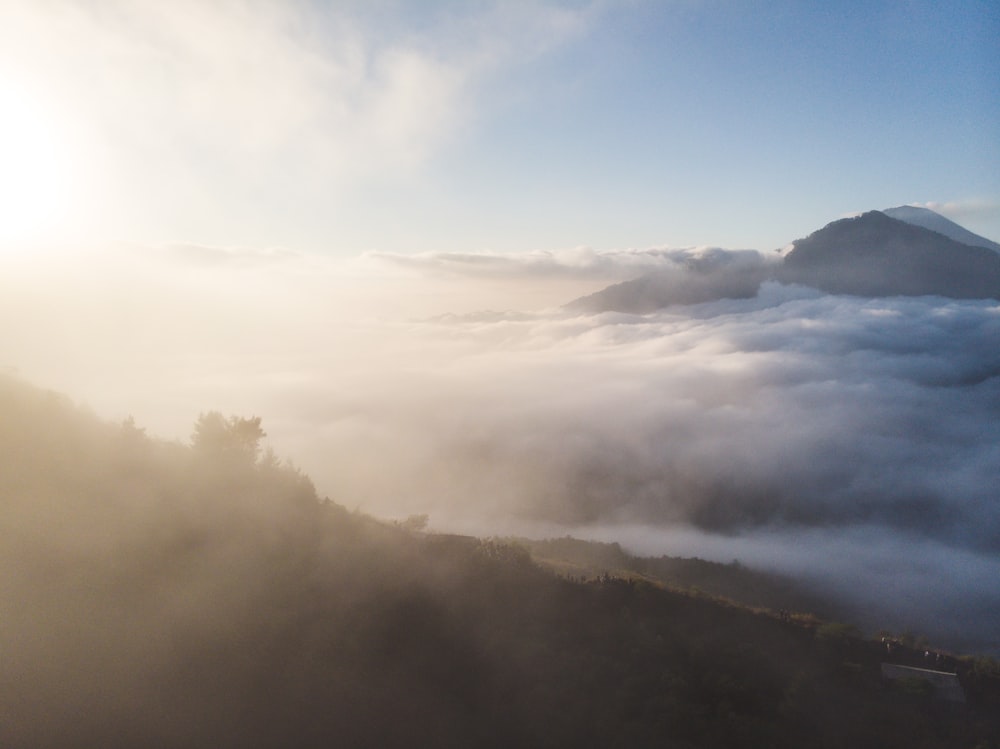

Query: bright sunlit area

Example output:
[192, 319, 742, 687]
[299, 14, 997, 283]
[0, 79, 77, 247]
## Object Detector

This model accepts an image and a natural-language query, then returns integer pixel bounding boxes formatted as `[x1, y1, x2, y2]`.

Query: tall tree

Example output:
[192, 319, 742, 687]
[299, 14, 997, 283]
[191, 411, 266, 467]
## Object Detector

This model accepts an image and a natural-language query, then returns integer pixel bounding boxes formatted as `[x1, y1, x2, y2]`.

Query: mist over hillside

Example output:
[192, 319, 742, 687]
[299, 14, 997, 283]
[2, 209, 1000, 654]
[3, 2, 998, 742]
[3, 372, 1000, 748]
[564, 248, 774, 314]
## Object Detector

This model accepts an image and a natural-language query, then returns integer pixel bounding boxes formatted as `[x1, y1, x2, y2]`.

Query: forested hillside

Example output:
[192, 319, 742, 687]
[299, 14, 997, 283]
[2, 373, 998, 748]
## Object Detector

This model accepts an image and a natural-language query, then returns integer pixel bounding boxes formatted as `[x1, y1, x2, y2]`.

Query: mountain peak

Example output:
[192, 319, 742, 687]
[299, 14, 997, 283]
[883, 205, 1000, 253]
[780, 211, 1000, 299]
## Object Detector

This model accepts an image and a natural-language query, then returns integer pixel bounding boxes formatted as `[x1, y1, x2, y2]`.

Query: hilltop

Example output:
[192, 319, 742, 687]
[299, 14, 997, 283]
[778, 210, 1000, 299]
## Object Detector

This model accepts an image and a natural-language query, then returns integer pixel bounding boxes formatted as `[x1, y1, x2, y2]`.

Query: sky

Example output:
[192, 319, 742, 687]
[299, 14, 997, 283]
[0, 0, 998, 254]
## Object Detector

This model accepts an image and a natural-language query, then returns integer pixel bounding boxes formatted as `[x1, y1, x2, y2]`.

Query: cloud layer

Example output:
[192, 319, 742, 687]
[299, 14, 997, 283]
[3, 244, 999, 651]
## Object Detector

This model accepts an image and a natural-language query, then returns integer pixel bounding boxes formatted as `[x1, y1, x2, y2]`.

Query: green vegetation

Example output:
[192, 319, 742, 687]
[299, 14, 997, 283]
[1, 373, 998, 748]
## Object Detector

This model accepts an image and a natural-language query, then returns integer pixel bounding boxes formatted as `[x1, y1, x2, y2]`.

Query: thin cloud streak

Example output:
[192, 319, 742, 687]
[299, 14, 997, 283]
[919, 198, 1000, 222]
[364, 245, 770, 281]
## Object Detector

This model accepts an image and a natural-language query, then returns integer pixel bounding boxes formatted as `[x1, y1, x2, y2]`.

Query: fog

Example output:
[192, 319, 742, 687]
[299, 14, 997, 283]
[3, 243, 999, 652]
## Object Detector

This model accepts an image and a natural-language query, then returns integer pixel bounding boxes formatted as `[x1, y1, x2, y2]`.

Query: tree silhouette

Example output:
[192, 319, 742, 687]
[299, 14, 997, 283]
[191, 411, 266, 467]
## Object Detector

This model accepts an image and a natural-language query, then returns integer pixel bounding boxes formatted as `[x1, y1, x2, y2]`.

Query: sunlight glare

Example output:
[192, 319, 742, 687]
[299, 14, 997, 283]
[0, 81, 73, 248]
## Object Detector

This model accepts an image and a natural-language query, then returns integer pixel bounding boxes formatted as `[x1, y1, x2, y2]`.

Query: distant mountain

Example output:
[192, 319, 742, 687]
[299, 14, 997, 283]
[565, 249, 771, 314]
[883, 205, 1000, 253]
[779, 210, 1000, 300]
[567, 209, 1000, 313]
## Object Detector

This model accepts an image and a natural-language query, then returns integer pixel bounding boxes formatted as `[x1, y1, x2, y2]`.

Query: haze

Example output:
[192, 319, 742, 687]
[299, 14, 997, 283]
[5, 238, 1000, 652]
[2, 0, 1000, 655]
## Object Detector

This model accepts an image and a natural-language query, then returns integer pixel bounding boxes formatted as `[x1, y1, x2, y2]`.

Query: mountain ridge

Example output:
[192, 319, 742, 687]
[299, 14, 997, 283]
[568, 207, 1000, 313]
[778, 210, 1000, 299]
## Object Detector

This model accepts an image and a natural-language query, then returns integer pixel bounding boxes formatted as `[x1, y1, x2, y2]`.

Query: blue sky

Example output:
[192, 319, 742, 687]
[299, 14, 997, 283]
[1, 0, 997, 254]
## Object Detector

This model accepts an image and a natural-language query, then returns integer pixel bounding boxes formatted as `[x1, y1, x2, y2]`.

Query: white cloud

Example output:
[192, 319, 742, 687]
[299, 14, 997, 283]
[0, 1, 598, 243]
[0, 2, 463, 180]
[918, 198, 1000, 221]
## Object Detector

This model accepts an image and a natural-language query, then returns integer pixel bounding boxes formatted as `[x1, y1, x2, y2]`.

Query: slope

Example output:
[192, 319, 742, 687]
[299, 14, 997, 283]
[2, 373, 999, 748]
[565, 248, 771, 314]
[779, 210, 1000, 299]
[883, 205, 1000, 253]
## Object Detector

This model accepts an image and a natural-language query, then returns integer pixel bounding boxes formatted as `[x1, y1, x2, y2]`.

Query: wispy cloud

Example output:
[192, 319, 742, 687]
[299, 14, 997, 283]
[2, 2, 461, 178]
[0, 1, 599, 242]
[365, 245, 773, 282]
[916, 198, 1000, 222]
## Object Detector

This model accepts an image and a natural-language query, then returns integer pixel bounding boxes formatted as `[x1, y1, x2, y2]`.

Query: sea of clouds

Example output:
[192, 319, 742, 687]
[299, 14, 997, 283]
[3, 243, 999, 652]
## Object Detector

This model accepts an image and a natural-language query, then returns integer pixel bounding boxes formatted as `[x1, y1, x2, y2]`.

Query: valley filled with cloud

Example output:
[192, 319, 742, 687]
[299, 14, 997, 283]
[5, 238, 999, 651]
